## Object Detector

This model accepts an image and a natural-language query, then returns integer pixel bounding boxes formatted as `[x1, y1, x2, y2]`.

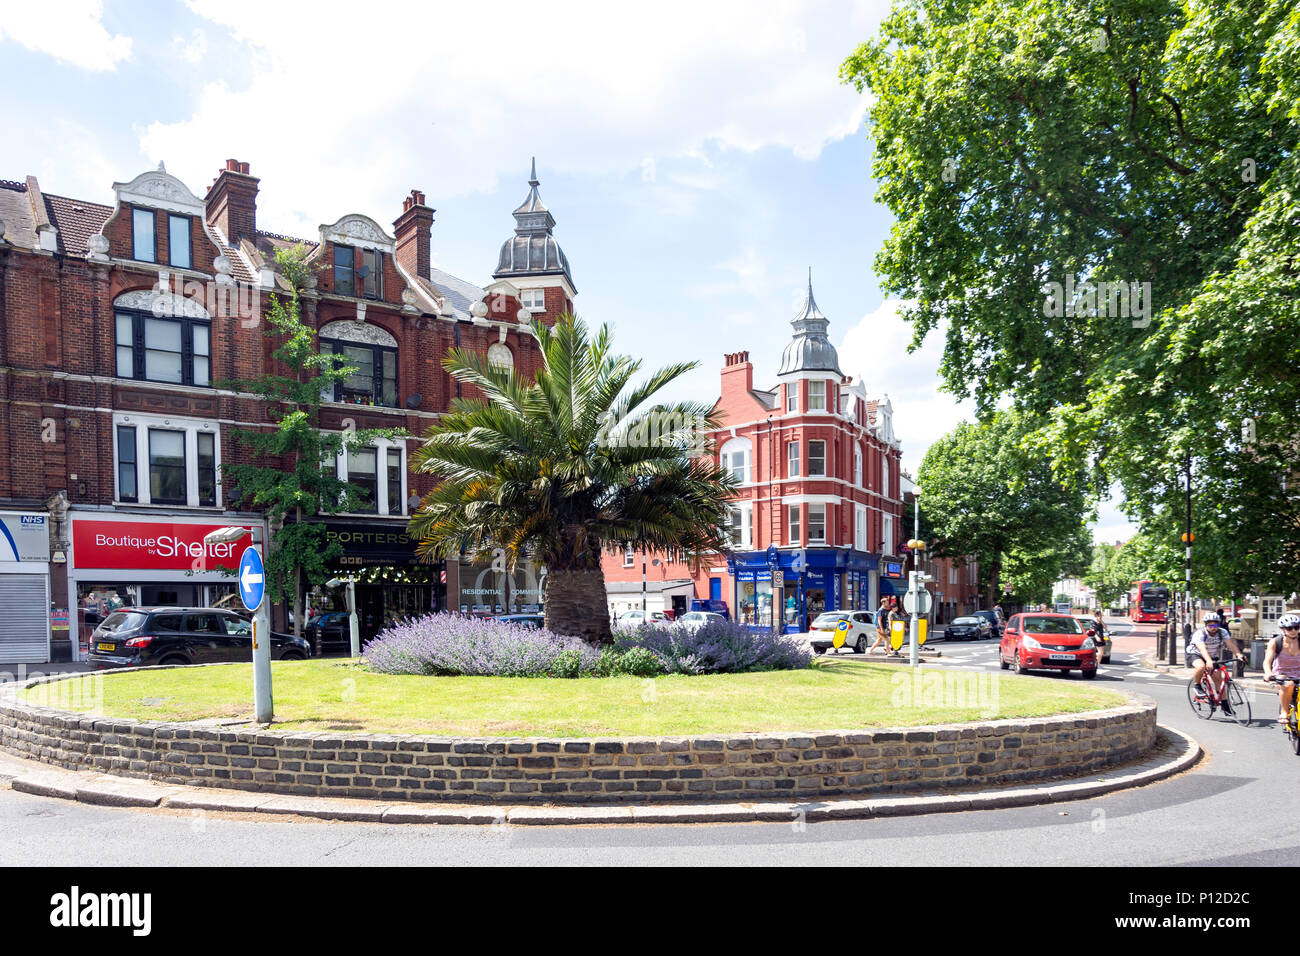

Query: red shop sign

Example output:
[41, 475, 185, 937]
[72, 519, 256, 572]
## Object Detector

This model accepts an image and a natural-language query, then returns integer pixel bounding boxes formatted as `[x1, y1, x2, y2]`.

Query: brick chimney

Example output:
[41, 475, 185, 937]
[721, 350, 754, 399]
[393, 189, 434, 280]
[205, 159, 258, 244]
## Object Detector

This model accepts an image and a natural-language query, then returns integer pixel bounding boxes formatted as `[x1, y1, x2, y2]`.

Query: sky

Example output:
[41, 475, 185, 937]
[0, 0, 1136, 544]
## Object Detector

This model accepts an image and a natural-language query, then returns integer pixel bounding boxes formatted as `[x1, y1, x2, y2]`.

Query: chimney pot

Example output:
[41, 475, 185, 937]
[226, 159, 239, 172]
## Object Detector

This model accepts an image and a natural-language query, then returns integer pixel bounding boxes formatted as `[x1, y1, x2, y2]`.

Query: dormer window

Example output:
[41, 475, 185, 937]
[808, 380, 826, 411]
[361, 249, 383, 299]
[132, 208, 156, 263]
[168, 215, 191, 269]
[521, 289, 545, 312]
[334, 245, 355, 296]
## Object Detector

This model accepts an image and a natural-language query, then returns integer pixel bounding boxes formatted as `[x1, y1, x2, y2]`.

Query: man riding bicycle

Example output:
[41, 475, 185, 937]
[1263, 614, 1300, 725]
[1186, 612, 1244, 715]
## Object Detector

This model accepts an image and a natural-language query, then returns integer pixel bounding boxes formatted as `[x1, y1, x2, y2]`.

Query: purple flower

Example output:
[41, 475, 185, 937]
[363, 613, 599, 677]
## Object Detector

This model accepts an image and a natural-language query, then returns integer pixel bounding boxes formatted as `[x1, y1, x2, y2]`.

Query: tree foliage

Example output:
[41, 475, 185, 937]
[844, 0, 1300, 595]
[918, 409, 1093, 604]
[408, 314, 738, 645]
[220, 246, 401, 624]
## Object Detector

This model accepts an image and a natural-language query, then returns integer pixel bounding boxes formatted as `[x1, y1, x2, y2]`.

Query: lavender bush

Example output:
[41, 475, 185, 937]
[363, 613, 599, 677]
[614, 620, 811, 675]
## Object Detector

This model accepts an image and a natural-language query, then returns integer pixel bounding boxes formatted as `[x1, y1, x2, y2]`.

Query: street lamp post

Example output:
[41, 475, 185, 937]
[204, 525, 272, 723]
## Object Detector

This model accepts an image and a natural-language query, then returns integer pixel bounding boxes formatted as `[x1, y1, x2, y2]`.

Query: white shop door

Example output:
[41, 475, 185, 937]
[0, 573, 50, 663]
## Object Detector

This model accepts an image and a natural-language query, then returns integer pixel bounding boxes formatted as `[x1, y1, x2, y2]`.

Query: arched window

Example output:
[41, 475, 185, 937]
[487, 343, 514, 373]
[319, 320, 398, 406]
[113, 289, 212, 386]
[720, 436, 751, 484]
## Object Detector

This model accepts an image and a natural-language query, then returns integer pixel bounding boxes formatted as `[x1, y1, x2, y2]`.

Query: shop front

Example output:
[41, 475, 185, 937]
[728, 548, 881, 634]
[307, 519, 446, 644]
[68, 513, 264, 661]
[0, 511, 53, 663]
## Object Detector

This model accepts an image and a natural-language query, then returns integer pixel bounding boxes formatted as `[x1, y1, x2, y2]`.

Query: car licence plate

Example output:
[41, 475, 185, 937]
[1048, 653, 1075, 661]
[97, 642, 116, 652]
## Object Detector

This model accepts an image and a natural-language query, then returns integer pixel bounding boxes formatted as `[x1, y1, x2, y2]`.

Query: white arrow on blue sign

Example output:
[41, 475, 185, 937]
[238, 546, 265, 612]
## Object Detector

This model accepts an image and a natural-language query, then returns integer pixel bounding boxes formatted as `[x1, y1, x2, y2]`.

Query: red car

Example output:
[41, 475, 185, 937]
[999, 612, 1100, 679]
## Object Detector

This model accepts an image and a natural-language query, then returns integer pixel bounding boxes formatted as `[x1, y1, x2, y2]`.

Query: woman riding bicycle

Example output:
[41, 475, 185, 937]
[1263, 614, 1300, 725]
[1186, 612, 1244, 715]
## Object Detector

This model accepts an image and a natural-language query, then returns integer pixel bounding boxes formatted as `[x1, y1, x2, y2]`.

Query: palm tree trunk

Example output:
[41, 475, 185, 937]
[544, 565, 614, 646]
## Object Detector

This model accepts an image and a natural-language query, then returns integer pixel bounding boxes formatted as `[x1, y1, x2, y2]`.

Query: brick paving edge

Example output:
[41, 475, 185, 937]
[0, 725, 1199, 826]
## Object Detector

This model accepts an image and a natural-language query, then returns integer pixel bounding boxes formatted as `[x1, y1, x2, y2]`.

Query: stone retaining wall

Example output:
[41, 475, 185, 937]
[0, 674, 1157, 804]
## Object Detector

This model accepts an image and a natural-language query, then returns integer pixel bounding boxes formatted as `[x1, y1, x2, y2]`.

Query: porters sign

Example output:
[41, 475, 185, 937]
[71, 519, 256, 572]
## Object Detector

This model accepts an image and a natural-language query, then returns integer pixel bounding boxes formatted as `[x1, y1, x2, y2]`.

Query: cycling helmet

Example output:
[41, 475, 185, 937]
[1280, 613, 1300, 629]
[1202, 612, 1221, 625]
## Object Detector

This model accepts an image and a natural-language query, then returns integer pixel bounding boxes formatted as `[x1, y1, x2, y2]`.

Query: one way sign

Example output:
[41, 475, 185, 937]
[238, 546, 265, 612]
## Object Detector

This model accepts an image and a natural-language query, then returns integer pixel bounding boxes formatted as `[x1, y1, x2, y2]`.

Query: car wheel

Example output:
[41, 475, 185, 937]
[1014, 652, 1030, 675]
[160, 655, 188, 667]
[855, 635, 868, 654]
[1082, 668, 1097, 680]
[280, 651, 305, 661]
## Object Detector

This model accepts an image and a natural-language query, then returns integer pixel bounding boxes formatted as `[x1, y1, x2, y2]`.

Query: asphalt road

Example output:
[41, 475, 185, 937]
[2, 618, 1296, 865]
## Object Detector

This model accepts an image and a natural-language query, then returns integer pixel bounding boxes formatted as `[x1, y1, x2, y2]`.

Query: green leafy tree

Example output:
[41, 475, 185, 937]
[918, 410, 1093, 606]
[843, 0, 1300, 596]
[408, 314, 738, 646]
[221, 246, 402, 637]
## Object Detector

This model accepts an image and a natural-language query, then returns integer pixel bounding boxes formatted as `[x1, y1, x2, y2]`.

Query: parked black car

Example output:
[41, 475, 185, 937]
[943, 615, 992, 641]
[87, 607, 311, 669]
[973, 609, 1002, 640]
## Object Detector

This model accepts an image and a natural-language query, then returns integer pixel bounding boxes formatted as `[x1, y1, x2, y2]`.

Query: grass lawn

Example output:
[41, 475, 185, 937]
[25, 659, 1127, 738]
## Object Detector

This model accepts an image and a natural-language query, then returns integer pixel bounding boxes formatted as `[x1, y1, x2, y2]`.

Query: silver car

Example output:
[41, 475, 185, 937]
[673, 611, 727, 634]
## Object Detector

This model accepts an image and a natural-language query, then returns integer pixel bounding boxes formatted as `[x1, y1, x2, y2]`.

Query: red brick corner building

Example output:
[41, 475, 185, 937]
[602, 276, 908, 631]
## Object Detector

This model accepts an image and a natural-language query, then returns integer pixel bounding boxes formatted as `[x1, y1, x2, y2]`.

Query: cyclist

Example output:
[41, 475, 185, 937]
[1263, 614, 1300, 725]
[1186, 612, 1244, 715]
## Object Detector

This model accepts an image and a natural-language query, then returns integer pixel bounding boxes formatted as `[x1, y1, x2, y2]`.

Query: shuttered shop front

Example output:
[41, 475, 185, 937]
[0, 574, 50, 662]
[0, 512, 53, 663]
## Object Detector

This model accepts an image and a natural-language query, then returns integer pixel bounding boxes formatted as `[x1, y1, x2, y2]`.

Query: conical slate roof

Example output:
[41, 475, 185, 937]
[778, 270, 842, 375]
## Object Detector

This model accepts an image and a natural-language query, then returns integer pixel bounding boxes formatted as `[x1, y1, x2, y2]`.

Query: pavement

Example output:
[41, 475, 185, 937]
[0, 723, 1200, 826]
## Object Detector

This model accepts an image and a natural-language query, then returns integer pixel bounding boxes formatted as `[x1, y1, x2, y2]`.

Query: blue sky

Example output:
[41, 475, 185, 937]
[0, 0, 1135, 544]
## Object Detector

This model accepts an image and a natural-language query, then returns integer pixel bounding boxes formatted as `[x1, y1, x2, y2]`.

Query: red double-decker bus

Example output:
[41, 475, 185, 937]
[1129, 581, 1170, 623]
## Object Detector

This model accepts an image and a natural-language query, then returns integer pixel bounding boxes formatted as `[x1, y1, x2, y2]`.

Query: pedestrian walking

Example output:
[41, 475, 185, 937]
[870, 598, 893, 654]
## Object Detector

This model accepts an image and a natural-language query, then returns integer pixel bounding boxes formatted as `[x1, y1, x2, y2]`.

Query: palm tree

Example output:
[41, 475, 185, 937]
[408, 314, 737, 645]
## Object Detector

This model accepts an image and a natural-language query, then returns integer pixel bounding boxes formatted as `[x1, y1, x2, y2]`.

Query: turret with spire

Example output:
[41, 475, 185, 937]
[493, 158, 575, 294]
[778, 268, 842, 376]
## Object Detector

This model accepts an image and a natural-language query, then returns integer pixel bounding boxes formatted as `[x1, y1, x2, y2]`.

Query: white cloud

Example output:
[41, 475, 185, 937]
[837, 298, 976, 476]
[137, 0, 885, 238]
[0, 0, 132, 71]
[172, 28, 207, 65]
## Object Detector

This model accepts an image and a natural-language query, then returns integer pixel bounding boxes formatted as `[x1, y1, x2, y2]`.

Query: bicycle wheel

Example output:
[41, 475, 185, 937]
[1226, 681, 1252, 726]
[1187, 678, 1213, 720]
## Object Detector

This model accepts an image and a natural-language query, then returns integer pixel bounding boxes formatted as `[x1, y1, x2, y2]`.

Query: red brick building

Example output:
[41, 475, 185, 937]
[0, 158, 574, 661]
[602, 277, 907, 632]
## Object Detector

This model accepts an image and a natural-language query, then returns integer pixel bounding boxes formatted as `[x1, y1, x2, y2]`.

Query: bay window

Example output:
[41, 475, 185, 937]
[335, 439, 407, 516]
[808, 380, 826, 411]
[809, 440, 826, 477]
[114, 414, 220, 508]
[787, 441, 800, 477]
[788, 505, 801, 545]
[808, 504, 826, 543]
